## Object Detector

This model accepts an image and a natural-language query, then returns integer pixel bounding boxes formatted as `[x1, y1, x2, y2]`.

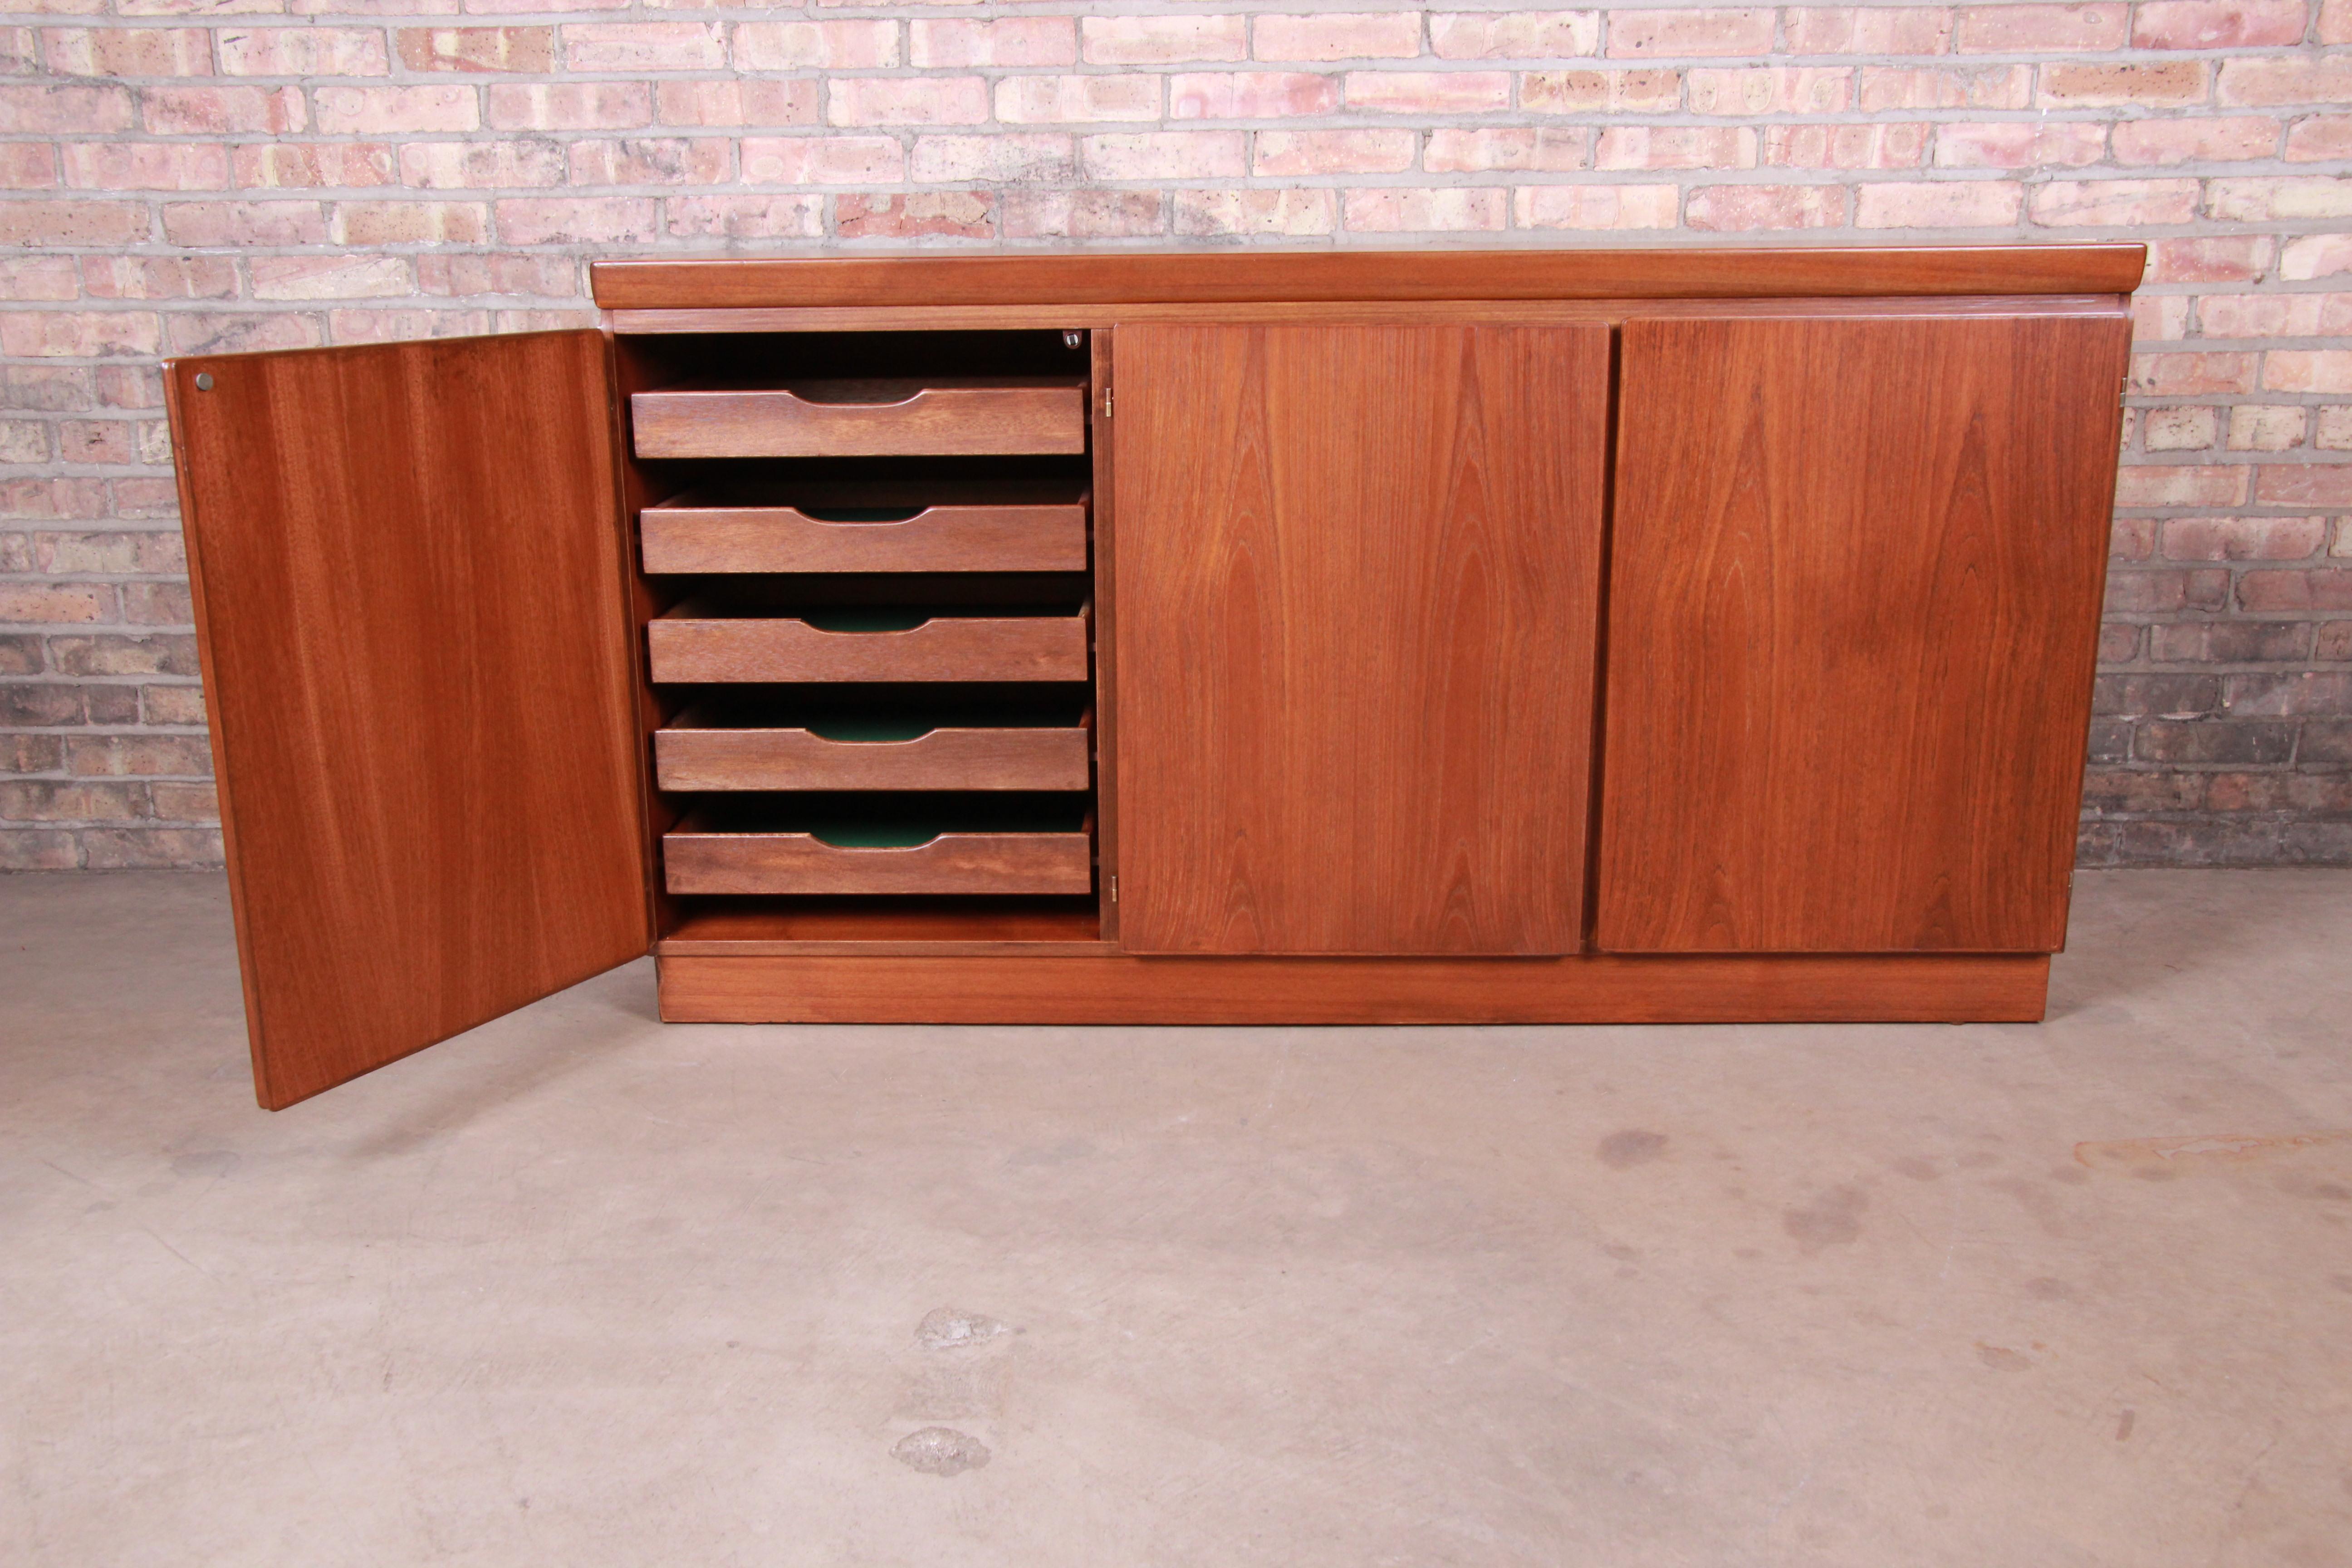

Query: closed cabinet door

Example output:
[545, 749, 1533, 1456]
[1112, 323, 1610, 955]
[1597, 312, 2132, 954]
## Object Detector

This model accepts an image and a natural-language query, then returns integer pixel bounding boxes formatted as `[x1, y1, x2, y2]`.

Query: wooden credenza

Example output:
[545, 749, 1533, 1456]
[164, 244, 2142, 1108]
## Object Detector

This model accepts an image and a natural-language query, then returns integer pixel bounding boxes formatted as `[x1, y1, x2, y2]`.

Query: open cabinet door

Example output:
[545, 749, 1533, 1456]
[166, 331, 652, 1108]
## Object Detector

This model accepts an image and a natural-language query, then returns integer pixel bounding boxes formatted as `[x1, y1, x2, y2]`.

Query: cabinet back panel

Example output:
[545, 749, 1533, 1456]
[1113, 323, 1609, 955]
[168, 330, 650, 1108]
[1598, 312, 2131, 953]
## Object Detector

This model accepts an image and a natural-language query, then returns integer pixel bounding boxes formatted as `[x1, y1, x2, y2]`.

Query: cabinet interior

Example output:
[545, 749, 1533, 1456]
[615, 328, 1102, 948]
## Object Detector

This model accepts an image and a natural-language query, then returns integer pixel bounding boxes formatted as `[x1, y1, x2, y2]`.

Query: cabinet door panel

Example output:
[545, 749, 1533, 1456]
[167, 331, 651, 1107]
[1114, 323, 1609, 955]
[1597, 313, 2131, 953]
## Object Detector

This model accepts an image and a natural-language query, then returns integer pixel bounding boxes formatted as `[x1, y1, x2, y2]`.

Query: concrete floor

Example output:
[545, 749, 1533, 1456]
[2, 873, 2349, 1566]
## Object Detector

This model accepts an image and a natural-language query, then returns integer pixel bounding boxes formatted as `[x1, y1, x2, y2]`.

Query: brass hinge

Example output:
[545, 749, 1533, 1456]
[1101, 385, 1113, 420]
[1109, 873, 1118, 903]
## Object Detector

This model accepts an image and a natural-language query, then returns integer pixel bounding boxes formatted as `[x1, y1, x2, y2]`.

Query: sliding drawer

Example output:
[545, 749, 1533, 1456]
[657, 708, 1092, 793]
[647, 607, 1089, 685]
[632, 377, 1088, 459]
[664, 801, 1093, 896]
[642, 483, 1088, 575]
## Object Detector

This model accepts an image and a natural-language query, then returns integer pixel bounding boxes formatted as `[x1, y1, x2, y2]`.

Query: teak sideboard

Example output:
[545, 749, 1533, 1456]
[163, 243, 2144, 1108]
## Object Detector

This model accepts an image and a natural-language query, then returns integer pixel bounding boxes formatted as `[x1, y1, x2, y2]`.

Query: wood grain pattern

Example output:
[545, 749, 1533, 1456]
[657, 951, 2052, 1024]
[1598, 312, 2132, 954]
[165, 330, 650, 1109]
[593, 245, 2146, 309]
[662, 900, 1105, 954]
[655, 722, 1090, 791]
[612, 294, 2135, 337]
[1113, 323, 1608, 955]
[664, 828, 1093, 895]
[641, 498, 1087, 574]
[1090, 328, 1120, 941]
[630, 376, 1087, 458]
[647, 611, 1091, 684]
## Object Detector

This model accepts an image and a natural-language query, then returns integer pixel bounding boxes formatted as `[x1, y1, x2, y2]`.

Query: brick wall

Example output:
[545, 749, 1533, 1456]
[2, 0, 2349, 870]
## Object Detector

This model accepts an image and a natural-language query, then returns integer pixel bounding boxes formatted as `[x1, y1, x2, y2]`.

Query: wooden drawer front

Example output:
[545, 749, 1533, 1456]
[657, 725, 1090, 792]
[642, 502, 1088, 574]
[632, 378, 1088, 459]
[665, 829, 1093, 896]
[648, 615, 1089, 684]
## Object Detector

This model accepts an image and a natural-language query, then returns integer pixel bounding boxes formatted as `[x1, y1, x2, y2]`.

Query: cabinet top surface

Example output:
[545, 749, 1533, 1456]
[589, 243, 2144, 311]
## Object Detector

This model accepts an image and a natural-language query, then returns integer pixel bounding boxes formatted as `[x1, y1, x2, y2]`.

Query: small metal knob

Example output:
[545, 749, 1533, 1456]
[194, 372, 214, 391]
[1062, 330, 1083, 349]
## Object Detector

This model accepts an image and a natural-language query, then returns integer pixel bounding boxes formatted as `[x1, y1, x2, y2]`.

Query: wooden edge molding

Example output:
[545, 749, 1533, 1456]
[592, 245, 2146, 310]
[655, 952, 2052, 1025]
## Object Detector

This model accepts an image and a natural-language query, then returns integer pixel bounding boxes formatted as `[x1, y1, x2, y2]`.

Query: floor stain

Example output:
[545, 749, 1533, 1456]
[1598, 1130, 1668, 1169]
[1976, 1342, 2033, 1372]
[1782, 1185, 1868, 1253]
[916, 1308, 1010, 1351]
[2117, 1409, 2136, 1442]
[2075, 1130, 2352, 1176]
[892, 1427, 990, 1477]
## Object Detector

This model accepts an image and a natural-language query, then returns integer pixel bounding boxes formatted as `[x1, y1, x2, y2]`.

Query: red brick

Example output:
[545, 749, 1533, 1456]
[399, 140, 565, 190]
[1686, 183, 1849, 230]
[142, 86, 307, 136]
[741, 136, 904, 185]
[216, 27, 388, 76]
[2112, 116, 2278, 165]
[43, 26, 211, 76]
[329, 200, 485, 245]
[2132, 351, 2259, 394]
[1686, 67, 1853, 115]
[160, 199, 324, 246]
[1082, 131, 1246, 180]
[2216, 58, 2352, 106]
[2282, 234, 2352, 279]
[315, 85, 479, 135]
[664, 196, 823, 240]
[1175, 188, 1338, 236]
[1934, 120, 2104, 167]
[1000, 189, 1165, 239]
[568, 138, 731, 186]
[250, 255, 413, 301]
[1764, 123, 1929, 168]
[995, 76, 1161, 124]
[1251, 11, 1421, 60]
[1514, 184, 1679, 227]
[1169, 72, 1341, 119]
[1422, 127, 1588, 172]
[1083, 14, 1247, 64]
[324, 308, 490, 344]
[1857, 65, 2031, 110]
[2039, 62, 2207, 108]
[2150, 235, 2272, 281]
[495, 196, 658, 245]
[1853, 179, 2021, 227]
[565, 23, 723, 72]
[2030, 178, 2200, 226]
[1783, 7, 1956, 53]
[1594, 126, 1756, 170]
[910, 135, 1075, 184]
[2210, 177, 2352, 222]
[1346, 71, 1513, 113]
[488, 83, 651, 132]
[2254, 467, 2352, 505]
[734, 20, 896, 69]
[415, 253, 578, 298]
[2113, 465, 2248, 506]
[2132, 0, 2308, 49]
[0, 257, 76, 300]
[0, 145, 58, 191]
[0, 582, 110, 622]
[830, 77, 989, 127]
[2238, 568, 2352, 609]
[2163, 516, 2328, 560]
[1956, 4, 2128, 51]
[0, 84, 134, 133]
[836, 192, 994, 240]
[654, 80, 816, 129]
[1429, 11, 1601, 59]
[1608, 8, 1775, 56]
[1522, 68, 1684, 111]
[396, 27, 556, 73]
[235, 142, 397, 189]
[2326, 0, 2352, 42]
[2287, 114, 2352, 161]
[166, 313, 324, 356]
[59, 142, 229, 191]
[1256, 128, 1419, 175]
[910, 18, 1074, 69]
[1343, 187, 1509, 232]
